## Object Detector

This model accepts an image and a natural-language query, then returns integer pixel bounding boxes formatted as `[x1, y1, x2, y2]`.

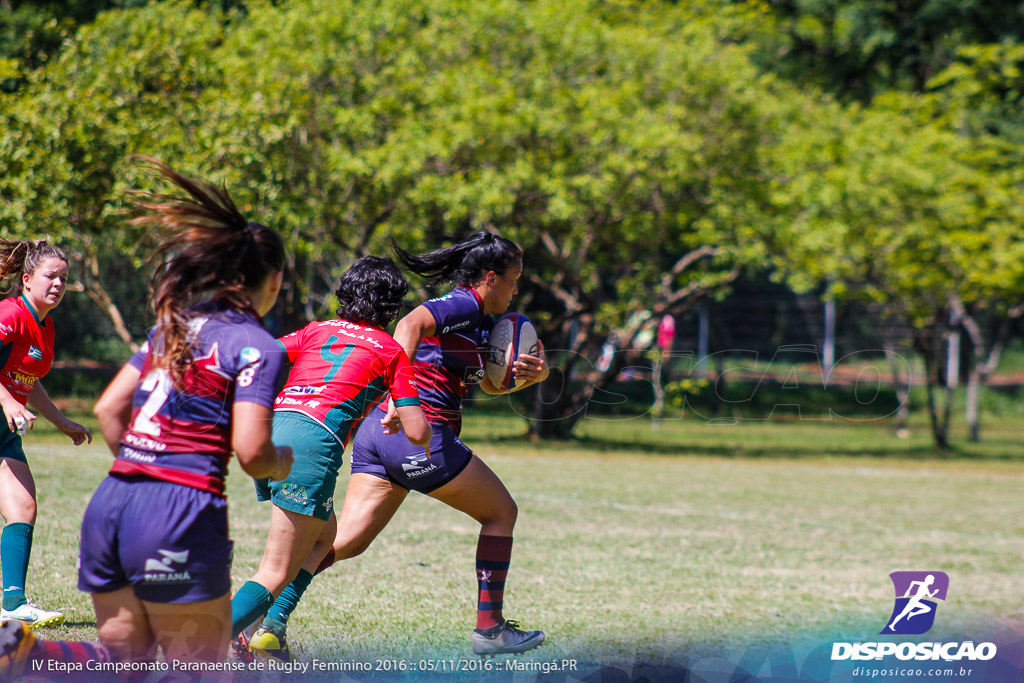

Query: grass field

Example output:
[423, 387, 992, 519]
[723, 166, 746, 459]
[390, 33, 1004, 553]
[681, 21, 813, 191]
[12, 409, 1024, 680]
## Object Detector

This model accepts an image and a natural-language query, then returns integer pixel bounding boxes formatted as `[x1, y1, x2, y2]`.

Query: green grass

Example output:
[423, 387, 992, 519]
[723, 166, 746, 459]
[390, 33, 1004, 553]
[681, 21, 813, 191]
[13, 411, 1024, 678]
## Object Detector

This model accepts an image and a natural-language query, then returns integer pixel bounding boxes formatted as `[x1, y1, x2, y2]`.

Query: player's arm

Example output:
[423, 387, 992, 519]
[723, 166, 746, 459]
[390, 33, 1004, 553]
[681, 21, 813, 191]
[0, 382, 33, 433]
[393, 305, 436, 360]
[231, 402, 292, 481]
[382, 306, 437, 431]
[28, 381, 92, 445]
[396, 405, 431, 450]
[93, 363, 141, 455]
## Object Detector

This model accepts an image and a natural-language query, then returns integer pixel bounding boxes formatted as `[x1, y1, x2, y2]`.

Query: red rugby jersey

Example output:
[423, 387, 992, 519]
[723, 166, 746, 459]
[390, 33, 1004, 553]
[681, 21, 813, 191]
[0, 295, 55, 406]
[275, 319, 420, 446]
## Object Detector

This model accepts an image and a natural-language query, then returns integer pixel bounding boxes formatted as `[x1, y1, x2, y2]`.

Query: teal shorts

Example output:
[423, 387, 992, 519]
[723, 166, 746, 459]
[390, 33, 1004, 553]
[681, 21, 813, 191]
[0, 410, 27, 463]
[254, 411, 347, 521]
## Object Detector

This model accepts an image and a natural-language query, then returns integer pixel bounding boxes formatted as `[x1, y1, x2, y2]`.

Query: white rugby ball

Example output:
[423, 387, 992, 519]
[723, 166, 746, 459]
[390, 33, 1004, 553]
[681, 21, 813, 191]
[486, 313, 539, 392]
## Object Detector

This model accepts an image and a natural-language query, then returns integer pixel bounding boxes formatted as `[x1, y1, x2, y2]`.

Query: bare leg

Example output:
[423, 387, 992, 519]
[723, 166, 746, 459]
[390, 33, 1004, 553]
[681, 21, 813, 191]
[427, 456, 517, 535]
[252, 474, 407, 641]
[0, 459, 36, 524]
[92, 587, 157, 664]
[0, 459, 39, 616]
[427, 456, 543, 654]
[143, 594, 232, 674]
[251, 506, 329, 596]
[329, 473, 409, 562]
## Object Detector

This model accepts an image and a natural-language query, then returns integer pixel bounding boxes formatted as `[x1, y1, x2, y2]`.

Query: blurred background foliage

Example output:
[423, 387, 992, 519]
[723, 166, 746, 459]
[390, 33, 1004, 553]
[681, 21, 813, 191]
[1, 0, 1021, 443]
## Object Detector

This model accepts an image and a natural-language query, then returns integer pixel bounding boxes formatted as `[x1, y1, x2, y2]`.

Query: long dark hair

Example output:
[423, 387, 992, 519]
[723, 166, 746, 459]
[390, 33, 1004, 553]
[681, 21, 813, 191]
[393, 231, 521, 288]
[335, 256, 408, 328]
[128, 156, 285, 385]
[0, 239, 68, 296]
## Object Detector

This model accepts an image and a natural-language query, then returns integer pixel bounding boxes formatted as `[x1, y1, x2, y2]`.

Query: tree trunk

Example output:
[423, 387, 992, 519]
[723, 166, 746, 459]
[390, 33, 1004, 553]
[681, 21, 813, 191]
[884, 342, 910, 435]
[965, 366, 981, 443]
[529, 370, 588, 439]
[955, 300, 1022, 444]
[82, 281, 139, 352]
[920, 342, 951, 450]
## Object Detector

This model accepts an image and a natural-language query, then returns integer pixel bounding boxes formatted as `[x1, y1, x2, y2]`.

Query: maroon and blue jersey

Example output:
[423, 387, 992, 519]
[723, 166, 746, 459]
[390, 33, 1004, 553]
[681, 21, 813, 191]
[110, 304, 284, 495]
[0, 295, 55, 406]
[412, 287, 493, 435]
[274, 319, 420, 446]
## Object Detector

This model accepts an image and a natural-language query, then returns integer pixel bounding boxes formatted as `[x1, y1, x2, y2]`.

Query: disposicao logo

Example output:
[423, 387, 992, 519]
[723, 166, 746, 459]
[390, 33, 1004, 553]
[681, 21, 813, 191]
[831, 571, 997, 663]
[881, 570, 949, 635]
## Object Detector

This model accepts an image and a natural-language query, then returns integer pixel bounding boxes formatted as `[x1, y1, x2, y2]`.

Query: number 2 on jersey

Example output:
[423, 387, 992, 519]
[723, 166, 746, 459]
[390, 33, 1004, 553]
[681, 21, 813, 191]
[132, 369, 172, 436]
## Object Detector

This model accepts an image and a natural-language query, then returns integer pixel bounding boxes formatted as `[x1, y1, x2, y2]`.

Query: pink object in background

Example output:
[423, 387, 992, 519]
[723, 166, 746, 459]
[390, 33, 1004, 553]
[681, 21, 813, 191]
[657, 314, 675, 350]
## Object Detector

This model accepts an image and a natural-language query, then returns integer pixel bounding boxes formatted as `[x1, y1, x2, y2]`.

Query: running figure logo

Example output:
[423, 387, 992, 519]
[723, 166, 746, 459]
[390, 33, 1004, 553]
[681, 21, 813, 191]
[881, 571, 949, 635]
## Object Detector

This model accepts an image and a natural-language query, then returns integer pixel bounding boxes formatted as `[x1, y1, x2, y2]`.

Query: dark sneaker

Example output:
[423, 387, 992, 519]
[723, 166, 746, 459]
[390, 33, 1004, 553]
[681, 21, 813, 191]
[0, 620, 35, 681]
[472, 619, 545, 655]
[230, 624, 257, 665]
[249, 619, 291, 663]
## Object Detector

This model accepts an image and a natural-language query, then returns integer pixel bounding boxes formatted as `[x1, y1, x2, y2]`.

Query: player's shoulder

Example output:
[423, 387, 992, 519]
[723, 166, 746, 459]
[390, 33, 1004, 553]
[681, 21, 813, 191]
[0, 296, 26, 318]
[0, 297, 28, 335]
[209, 311, 279, 355]
[426, 287, 479, 308]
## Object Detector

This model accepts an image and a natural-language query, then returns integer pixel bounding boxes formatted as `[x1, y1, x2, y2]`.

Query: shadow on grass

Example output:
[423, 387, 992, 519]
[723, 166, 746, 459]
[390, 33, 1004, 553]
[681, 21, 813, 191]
[468, 427, 1024, 462]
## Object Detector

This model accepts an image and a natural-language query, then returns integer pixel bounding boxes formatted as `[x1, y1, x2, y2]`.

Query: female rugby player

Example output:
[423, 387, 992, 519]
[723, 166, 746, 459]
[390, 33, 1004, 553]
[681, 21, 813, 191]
[0, 239, 92, 629]
[230, 256, 432, 661]
[248, 231, 549, 660]
[0, 158, 293, 677]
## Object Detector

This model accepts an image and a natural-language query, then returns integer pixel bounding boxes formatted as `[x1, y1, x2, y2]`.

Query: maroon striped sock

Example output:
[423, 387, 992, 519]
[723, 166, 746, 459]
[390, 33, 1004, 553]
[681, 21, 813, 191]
[33, 639, 112, 665]
[475, 535, 513, 629]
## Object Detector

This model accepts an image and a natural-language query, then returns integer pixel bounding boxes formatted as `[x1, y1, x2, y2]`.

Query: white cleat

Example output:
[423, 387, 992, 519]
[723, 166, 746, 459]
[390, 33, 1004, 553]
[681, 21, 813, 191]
[0, 602, 64, 629]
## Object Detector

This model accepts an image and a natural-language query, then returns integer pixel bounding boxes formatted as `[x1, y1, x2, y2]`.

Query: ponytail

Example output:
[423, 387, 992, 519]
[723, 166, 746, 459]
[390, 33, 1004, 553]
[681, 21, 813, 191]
[393, 231, 521, 288]
[128, 156, 285, 385]
[0, 238, 68, 296]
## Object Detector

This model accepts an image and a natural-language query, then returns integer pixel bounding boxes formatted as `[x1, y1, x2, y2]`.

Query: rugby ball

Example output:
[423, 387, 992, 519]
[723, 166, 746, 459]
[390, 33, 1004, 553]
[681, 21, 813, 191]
[486, 313, 539, 392]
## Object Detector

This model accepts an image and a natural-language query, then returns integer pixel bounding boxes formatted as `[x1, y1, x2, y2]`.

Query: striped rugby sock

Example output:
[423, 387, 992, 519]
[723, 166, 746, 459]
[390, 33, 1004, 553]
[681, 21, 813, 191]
[475, 535, 513, 629]
[33, 639, 112, 666]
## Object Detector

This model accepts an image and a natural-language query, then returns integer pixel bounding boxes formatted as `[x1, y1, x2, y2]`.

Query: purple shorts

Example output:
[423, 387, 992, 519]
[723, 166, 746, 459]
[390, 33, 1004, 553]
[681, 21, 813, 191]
[78, 475, 232, 603]
[350, 419, 473, 493]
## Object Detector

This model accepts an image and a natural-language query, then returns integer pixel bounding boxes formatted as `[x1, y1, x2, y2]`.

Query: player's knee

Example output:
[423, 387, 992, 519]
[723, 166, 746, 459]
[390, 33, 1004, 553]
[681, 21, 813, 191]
[335, 537, 373, 560]
[480, 499, 517, 532]
[13, 497, 37, 524]
[506, 500, 519, 528]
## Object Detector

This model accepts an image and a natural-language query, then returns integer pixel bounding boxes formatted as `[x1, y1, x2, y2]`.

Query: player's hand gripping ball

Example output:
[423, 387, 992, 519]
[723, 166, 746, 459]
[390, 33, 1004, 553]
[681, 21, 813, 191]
[486, 313, 539, 392]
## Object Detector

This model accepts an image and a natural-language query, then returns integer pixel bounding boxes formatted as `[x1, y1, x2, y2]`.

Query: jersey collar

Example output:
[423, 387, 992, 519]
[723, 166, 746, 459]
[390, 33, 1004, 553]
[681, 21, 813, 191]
[459, 286, 485, 312]
[19, 294, 46, 328]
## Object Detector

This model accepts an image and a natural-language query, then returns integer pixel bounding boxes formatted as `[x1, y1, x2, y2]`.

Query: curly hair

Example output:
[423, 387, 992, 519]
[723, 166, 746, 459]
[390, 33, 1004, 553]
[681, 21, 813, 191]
[335, 256, 409, 329]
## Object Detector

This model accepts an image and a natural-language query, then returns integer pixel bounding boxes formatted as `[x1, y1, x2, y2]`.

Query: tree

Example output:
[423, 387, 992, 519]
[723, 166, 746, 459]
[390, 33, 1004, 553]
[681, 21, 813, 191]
[771, 93, 1024, 448]
[757, 0, 1024, 102]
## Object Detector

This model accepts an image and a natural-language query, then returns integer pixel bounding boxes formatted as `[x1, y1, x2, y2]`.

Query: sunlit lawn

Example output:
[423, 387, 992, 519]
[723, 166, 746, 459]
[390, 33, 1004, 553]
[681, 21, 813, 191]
[16, 408, 1024, 679]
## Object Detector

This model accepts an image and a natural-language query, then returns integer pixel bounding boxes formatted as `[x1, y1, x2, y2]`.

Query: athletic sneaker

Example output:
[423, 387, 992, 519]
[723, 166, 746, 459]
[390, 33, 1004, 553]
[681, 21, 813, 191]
[249, 619, 291, 663]
[0, 601, 64, 629]
[0, 620, 35, 680]
[230, 632, 255, 665]
[472, 619, 545, 655]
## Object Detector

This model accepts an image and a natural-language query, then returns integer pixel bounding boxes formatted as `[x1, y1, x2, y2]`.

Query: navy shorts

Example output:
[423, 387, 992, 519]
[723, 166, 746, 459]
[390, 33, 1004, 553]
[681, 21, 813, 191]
[0, 409, 27, 464]
[350, 419, 473, 494]
[78, 476, 232, 603]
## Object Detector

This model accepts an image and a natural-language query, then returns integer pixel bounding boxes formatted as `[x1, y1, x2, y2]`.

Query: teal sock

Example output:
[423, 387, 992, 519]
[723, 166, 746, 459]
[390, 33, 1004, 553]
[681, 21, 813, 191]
[266, 569, 313, 627]
[231, 581, 274, 637]
[1, 523, 33, 611]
